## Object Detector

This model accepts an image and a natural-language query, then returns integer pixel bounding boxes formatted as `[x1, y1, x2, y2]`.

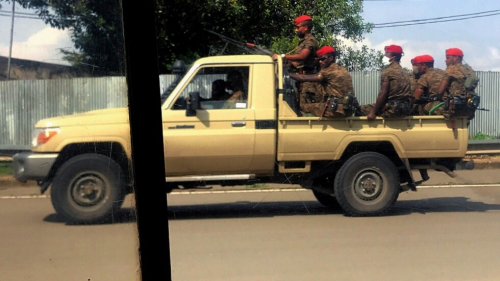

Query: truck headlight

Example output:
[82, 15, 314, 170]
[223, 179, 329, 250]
[31, 128, 60, 147]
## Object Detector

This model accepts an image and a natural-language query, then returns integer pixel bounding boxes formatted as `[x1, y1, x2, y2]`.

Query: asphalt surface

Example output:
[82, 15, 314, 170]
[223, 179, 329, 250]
[0, 194, 140, 281]
[167, 187, 500, 281]
[0, 162, 498, 280]
[2, 185, 500, 280]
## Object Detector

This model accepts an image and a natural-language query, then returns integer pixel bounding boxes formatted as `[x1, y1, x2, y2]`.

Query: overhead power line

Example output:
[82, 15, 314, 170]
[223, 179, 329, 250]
[0, 13, 41, 19]
[375, 9, 500, 26]
[374, 12, 500, 28]
[373, 9, 500, 28]
[0, 10, 41, 20]
[0, 10, 38, 16]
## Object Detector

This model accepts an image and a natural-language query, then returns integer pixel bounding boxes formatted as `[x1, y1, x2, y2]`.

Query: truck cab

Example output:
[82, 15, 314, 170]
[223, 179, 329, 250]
[162, 55, 277, 179]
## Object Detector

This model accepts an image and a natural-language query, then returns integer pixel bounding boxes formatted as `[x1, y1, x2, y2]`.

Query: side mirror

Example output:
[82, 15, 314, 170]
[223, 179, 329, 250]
[186, 92, 201, 116]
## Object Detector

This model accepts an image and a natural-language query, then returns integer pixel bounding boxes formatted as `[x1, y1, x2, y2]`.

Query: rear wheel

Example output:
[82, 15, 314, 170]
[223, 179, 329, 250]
[51, 154, 126, 223]
[334, 152, 399, 216]
[312, 190, 342, 210]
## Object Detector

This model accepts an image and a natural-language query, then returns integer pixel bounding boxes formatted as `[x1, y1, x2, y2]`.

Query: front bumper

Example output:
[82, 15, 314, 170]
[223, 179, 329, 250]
[12, 152, 58, 183]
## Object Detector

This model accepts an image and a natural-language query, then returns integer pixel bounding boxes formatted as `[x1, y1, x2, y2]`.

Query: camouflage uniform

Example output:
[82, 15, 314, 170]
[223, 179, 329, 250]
[409, 72, 420, 115]
[442, 63, 469, 119]
[361, 61, 412, 118]
[444, 64, 467, 97]
[292, 33, 319, 73]
[414, 68, 446, 115]
[304, 63, 354, 118]
[292, 33, 319, 113]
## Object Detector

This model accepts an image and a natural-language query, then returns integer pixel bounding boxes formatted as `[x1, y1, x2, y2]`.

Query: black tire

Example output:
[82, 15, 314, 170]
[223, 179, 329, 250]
[334, 152, 399, 216]
[312, 190, 342, 210]
[51, 154, 125, 223]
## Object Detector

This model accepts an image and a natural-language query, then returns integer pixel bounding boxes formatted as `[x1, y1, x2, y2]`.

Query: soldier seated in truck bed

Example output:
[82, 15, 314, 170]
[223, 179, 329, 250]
[289, 46, 355, 118]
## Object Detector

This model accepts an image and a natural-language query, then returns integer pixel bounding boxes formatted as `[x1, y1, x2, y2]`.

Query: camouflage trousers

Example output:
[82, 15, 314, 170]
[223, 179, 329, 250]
[360, 102, 411, 118]
[299, 82, 323, 113]
[302, 103, 349, 118]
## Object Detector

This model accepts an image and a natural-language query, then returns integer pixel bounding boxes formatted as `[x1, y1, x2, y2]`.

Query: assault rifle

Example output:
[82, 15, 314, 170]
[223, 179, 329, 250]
[415, 96, 490, 112]
[206, 30, 273, 56]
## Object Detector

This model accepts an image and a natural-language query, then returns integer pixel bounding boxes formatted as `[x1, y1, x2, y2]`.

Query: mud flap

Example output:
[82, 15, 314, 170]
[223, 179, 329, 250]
[401, 158, 417, 191]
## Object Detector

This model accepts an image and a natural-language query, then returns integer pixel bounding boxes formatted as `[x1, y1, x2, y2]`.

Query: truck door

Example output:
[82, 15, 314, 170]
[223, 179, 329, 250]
[163, 65, 256, 176]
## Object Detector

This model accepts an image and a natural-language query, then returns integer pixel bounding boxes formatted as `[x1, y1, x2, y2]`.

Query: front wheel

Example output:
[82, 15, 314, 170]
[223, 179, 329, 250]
[334, 152, 399, 216]
[51, 154, 126, 223]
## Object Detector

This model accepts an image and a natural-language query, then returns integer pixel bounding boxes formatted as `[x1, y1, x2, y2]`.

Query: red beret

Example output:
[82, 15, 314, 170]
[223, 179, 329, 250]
[411, 54, 434, 65]
[446, 48, 464, 57]
[294, 15, 312, 26]
[316, 46, 336, 57]
[384, 45, 403, 54]
[411, 56, 420, 65]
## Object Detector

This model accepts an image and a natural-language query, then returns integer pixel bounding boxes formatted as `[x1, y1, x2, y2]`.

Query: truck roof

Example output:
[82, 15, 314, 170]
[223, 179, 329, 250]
[194, 54, 274, 65]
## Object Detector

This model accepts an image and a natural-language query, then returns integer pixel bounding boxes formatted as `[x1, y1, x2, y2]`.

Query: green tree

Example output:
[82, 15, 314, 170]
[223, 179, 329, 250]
[4, 0, 383, 74]
[158, 0, 383, 72]
[9, 0, 124, 75]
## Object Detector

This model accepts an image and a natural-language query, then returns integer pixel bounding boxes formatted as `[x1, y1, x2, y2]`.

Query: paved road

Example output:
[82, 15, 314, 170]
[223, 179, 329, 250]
[0, 195, 140, 281]
[1, 169, 500, 280]
[167, 187, 500, 281]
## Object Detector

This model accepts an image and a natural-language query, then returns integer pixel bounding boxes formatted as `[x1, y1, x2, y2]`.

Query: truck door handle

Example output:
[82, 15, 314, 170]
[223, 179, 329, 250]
[232, 122, 246, 127]
[168, 125, 195, 129]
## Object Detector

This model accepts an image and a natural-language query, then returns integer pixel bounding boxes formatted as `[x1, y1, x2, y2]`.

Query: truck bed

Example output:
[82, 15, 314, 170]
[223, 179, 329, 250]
[276, 94, 468, 162]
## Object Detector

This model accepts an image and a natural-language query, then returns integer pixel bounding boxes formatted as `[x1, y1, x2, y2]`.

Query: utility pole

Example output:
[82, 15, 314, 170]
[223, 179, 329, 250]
[7, 1, 15, 80]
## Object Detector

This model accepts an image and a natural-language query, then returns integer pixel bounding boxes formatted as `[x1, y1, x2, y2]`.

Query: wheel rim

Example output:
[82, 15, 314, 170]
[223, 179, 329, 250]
[353, 169, 383, 201]
[71, 174, 107, 206]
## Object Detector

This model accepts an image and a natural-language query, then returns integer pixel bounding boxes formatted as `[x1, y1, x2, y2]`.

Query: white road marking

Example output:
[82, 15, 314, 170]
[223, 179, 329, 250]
[2, 184, 500, 199]
[416, 184, 500, 189]
[0, 195, 50, 199]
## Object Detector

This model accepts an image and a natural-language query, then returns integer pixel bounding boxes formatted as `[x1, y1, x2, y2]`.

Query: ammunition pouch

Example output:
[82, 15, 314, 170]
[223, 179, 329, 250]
[386, 98, 411, 117]
[443, 95, 476, 119]
[467, 95, 480, 109]
[342, 94, 359, 112]
[329, 96, 339, 111]
[394, 101, 410, 116]
[452, 95, 467, 113]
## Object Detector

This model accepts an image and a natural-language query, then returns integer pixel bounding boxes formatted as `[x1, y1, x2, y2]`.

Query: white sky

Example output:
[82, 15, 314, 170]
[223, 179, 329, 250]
[357, 0, 500, 71]
[0, 3, 74, 65]
[0, 0, 499, 71]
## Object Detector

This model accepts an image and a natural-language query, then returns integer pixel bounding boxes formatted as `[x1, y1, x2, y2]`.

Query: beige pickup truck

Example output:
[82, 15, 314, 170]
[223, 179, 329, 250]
[13, 54, 473, 222]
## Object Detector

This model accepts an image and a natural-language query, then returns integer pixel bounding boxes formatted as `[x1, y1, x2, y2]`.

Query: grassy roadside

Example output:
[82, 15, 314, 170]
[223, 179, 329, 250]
[0, 162, 12, 176]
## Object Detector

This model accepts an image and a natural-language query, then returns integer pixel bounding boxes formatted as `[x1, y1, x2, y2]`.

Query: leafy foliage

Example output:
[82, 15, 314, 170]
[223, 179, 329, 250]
[472, 132, 495, 140]
[4, 0, 383, 74]
[158, 0, 383, 72]
[11, 0, 124, 75]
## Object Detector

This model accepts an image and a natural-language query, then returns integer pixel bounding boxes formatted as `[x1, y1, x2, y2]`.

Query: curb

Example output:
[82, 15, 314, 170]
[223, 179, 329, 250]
[465, 157, 500, 170]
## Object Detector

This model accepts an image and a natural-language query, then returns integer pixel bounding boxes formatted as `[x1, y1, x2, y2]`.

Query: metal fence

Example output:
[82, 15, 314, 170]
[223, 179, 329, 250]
[1, 71, 498, 150]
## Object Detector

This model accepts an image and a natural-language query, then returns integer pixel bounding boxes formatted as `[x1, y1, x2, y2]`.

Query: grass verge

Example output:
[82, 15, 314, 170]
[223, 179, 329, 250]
[0, 162, 12, 176]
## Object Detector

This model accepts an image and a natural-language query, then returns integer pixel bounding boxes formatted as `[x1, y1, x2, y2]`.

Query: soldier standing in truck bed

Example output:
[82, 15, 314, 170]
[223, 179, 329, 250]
[289, 46, 354, 118]
[272, 15, 319, 114]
